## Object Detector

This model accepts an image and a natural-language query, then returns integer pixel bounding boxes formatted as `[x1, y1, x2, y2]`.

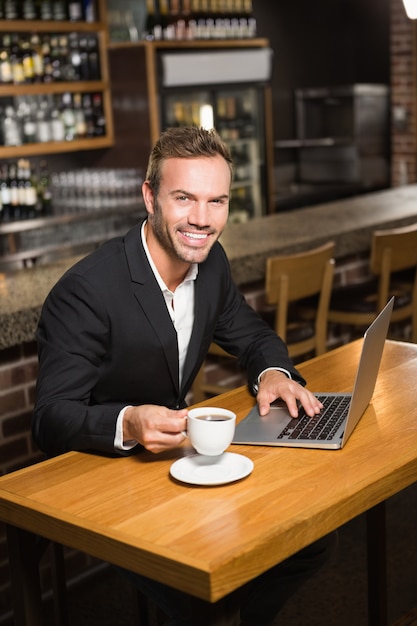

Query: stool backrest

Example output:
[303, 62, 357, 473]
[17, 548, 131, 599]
[265, 242, 335, 356]
[370, 223, 417, 312]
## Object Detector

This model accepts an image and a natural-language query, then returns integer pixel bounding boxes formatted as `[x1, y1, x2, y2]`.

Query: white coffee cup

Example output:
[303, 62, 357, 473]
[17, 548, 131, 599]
[185, 407, 236, 456]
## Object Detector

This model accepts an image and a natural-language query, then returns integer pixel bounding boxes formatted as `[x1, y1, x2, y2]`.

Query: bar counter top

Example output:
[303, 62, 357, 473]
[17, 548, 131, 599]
[1, 184, 417, 350]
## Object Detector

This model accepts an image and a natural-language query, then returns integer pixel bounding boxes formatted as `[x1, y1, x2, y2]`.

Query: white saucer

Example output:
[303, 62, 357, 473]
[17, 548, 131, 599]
[170, 452, 253, 486]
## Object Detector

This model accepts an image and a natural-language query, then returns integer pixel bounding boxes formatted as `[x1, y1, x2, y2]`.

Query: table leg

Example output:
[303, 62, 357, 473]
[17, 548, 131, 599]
[6, 525, 45, 626]
[366, 501, 387, 626]
[190, 595, 240, 626]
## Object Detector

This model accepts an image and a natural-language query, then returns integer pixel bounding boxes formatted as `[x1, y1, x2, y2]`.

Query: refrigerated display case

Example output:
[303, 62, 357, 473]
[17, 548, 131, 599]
[157, 44, 274, 221]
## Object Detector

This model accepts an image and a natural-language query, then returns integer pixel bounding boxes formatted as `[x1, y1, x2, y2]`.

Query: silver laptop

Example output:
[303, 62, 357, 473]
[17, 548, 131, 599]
[232, 296, 394, 450]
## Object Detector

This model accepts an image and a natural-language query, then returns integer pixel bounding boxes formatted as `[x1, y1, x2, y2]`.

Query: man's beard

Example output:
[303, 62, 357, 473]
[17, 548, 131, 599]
[150, 199, 216, 265]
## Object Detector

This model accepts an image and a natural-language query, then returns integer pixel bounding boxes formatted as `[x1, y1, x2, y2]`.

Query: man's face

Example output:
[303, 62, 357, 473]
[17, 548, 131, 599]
[145, 155, 231, 265]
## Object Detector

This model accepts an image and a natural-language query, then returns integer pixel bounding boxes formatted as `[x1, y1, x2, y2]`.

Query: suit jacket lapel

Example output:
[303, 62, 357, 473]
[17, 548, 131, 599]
[124, 224, 180, 392]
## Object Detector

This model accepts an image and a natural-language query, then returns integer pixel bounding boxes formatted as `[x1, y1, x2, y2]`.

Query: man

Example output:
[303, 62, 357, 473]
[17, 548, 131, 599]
[33, 126, 335, 625]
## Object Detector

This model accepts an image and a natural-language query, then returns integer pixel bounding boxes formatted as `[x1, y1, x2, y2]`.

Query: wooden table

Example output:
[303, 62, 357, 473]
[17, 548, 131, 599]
[1, 339, 417, 626]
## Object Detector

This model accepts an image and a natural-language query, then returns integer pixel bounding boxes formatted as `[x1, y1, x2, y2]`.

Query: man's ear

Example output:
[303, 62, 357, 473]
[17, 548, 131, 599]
[142, 180, 155, 215]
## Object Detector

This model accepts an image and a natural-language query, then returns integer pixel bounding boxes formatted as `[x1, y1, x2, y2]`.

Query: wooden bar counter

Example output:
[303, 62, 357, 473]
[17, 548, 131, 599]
[1, 184, 417, 350]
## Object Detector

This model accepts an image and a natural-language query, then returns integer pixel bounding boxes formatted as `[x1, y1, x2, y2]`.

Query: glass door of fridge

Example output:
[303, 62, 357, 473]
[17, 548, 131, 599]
[161, 86, 266, 222]
[216, 87, 265, 221]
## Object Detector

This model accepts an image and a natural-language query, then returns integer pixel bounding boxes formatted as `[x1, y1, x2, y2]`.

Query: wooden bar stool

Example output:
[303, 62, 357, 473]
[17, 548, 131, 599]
[328, 223, 417, 343]
[263, 241, 336, 360]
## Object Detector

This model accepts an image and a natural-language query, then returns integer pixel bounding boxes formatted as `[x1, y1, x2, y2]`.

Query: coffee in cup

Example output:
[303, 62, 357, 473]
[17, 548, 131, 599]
[185, 407, 236, 456]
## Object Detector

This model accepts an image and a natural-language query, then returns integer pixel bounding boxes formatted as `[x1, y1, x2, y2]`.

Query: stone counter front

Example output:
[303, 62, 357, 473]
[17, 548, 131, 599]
[1, 184, 417, 350]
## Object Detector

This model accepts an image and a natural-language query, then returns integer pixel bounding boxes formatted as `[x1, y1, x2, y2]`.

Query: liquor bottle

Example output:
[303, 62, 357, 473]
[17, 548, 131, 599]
[9, 161, 21, 220]
[49, 95, 65, 141]
[83, 0, 95, 23]
[73, 92, 87, 138]
[49, 34, 63, 81]
[41, 34, 54, 82]
[243, 0, 256, 38]
[168, 0, 181, 40]
[78, 35, 90, 80]
[0, 35, 13, 84]
[68, 0, 83, 20]
[52, 0, 67, 20]
[158, 0, 170, 39]
[36, 102, 52, 142]
[3, 105, 22, 146]
[22, 99, 38, 143]
[92, 93, 106, 136]
[82, 92, 95, 137]
[4, 0, 19, 19]
[40, 0, 53, 20]
[60, 91, 76, 141]
[21, 39, 35, 83]
[10, 35, 25, 85]
[30, 34, 44, 82]
[87, 34, 100, 80]
[19, 158, 38, 219]
[143, 0, 157, 40]
[68, 32, 81, 80]
[37, 160, 53, 215]
[0, 163, 12, 222]
[22, 0, 37, 19]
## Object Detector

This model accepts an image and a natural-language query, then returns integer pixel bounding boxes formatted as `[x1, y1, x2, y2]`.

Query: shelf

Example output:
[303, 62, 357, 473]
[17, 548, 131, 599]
[108, 38, 270, 50]
[0, 136, 113, 159]
[0, 204, 143, 235]
[0, 81, 108, 97]
[0, 19, 106, 33]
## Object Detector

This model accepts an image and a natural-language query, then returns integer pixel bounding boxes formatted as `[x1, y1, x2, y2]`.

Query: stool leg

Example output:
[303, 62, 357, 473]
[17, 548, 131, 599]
[6, 525, 44, 626]
[366, 502, 387, 626]
[50, 541, 69, 626]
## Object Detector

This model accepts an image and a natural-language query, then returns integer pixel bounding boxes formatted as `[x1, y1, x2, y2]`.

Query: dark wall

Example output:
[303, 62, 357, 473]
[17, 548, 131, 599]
[253, 0, 390, 140]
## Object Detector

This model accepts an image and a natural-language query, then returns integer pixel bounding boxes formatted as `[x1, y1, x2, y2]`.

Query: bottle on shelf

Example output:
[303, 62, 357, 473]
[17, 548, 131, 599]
[60, 91, 76, 141]
[39, 0, 53, 20]
[73, 91, 87, 138]
[91, 92, 106, 136]
[0, 35, 13, 85]
[10, 35, 25, 86]
[22, 0, 37, 20]
[87, 34, 100, 80]
[3, 105, 22, 146]
[68, 0, 83, 21]
[8, 160, 21, 220]
[0, 163, 12, 222]
[30, 34, 44, 83]
[143, 0, 158, 40]
[49, 95, 66, 141]
[4, 0, 19, 20]
[37, 159, 53, 215]
[52, 0, 68, 20]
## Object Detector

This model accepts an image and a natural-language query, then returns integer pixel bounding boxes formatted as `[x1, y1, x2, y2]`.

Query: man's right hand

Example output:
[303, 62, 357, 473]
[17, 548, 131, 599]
[123, 405, 188, 453]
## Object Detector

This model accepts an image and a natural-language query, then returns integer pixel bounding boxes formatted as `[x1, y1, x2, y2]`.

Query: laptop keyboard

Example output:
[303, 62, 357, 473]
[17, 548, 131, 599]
[277, 395, 350, 441]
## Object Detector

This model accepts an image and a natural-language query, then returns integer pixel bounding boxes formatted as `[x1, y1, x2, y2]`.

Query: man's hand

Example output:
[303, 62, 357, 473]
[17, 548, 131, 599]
[123, 405, 188, 453]
[256, 370, 323, 418]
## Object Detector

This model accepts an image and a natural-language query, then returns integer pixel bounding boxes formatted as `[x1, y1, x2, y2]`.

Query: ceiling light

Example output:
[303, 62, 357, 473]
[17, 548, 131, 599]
[403, 0, 417, 19]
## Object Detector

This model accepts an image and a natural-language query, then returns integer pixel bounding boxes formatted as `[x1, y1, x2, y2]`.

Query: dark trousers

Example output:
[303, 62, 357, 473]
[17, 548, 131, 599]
[117, 530, 338, 626]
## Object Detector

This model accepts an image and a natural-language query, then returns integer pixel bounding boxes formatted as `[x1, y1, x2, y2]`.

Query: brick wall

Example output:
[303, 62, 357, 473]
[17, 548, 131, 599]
[0, 343, 104, 623]
[391, 0, 417, 185]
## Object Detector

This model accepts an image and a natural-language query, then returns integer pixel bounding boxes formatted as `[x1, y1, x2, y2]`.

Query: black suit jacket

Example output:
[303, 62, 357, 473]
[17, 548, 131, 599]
[33, 221, 304, 456]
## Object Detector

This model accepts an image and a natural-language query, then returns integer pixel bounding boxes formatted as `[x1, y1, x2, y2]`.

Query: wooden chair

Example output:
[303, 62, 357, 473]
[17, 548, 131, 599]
[264, 241, 336, 360]
[328, 223, 417, 343]
[192, 242, 336, 402]
[191, 343, 239, 404]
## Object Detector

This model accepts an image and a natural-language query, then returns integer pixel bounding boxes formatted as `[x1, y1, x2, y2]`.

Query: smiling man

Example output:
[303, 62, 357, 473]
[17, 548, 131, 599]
[33, 126, 334, 625]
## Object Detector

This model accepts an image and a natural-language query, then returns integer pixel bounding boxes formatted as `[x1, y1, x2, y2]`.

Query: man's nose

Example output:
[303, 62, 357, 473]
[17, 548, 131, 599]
[188, 202, 210, 226]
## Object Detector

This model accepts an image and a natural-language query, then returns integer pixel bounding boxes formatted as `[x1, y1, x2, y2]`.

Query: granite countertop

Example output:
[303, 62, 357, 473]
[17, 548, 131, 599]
[1, 184, 417, 350]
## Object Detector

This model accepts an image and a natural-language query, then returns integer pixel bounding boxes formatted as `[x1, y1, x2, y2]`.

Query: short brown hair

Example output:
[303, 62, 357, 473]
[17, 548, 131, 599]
[146, 126, 234, 196]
